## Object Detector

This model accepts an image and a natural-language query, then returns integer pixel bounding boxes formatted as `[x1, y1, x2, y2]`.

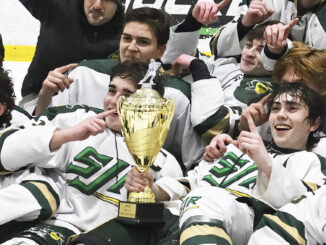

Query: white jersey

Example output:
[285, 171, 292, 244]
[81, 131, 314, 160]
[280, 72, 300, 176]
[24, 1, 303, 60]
[249, 185, 326, 244]
[214, 0, 326, 51]
[0, 104, 183, 231]
[23, 59, 205, 170]
[0, 106, 64, 225]
[157, 143, 326, 245]
[162, 25, 274, 142]
[157, 143, 326, 209]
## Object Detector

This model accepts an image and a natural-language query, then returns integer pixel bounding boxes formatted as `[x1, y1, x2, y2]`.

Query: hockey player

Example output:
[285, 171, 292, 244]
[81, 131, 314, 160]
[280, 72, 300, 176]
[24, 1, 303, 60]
[248, 184, 326, 244]
[0, 33, 61, 228]
[220, 0, 326, 50]
[248, 21, 326, 158]
[0, 62, 183, 244]
[122, 82, 326, 245]
[0, 65, 65, 242]
[22, 7, 206, 171]
[163, 20, 276, 143]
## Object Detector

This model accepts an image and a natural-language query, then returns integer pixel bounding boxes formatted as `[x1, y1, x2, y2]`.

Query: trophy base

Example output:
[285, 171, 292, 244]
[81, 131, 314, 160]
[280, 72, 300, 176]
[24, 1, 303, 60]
[117, 201, 164, 226]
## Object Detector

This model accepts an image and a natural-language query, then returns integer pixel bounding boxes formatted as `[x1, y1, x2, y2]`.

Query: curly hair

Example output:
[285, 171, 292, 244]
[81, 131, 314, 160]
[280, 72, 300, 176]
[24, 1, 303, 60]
[0, 69, 16, 127]
[0, 33, 4, 69]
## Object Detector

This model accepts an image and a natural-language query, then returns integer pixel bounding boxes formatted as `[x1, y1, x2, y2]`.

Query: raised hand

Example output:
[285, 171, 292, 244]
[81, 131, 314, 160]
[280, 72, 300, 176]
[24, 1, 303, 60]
[241, 0, 274, 27]
[239, 94, 271, 132]
[35, 63, 78, 115]
[49, 110, 113, 151]
[40, 63, 78, 97]
[172, 54, 196, 76]
[124, 166, 154, 193]
[204, 133, 235, 162]
[192, 0, 231, 25]
[237, 114, 272, 177]
[68, 110, 113, 141]
[264, 18, 299, 53]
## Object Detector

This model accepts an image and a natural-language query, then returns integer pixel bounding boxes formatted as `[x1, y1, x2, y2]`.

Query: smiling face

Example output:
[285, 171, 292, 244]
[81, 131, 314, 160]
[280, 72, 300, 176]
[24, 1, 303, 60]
[119, 22, 166, 63]
[84, 0, 118, 26]
[103, 76, 137, 132]
[240, 39, 270, 77]
[269, 93, 319, 150]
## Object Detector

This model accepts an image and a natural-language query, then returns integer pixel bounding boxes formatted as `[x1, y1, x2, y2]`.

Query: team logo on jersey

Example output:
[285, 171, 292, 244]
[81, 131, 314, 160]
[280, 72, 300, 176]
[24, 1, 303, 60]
[66, 146, 162, 203]
[202, 151, 257, 189]
[180, 196, 202, 216]
[66, 146, 129, 196]
[234, 78, 274, 105]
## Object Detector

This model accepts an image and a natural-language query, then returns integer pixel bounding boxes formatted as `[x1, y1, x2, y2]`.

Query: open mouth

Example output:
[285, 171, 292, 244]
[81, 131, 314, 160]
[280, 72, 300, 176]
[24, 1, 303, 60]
[275, 124, 291, 131]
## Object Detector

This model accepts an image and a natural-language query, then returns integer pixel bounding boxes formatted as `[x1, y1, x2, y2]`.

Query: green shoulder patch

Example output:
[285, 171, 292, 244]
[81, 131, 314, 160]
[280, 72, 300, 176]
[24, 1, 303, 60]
[234, 77, 274, 105]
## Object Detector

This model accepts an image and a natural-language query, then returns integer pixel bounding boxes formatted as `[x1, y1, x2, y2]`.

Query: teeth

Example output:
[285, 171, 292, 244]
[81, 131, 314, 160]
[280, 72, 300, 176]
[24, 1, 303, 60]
[276, 125, 291, 130]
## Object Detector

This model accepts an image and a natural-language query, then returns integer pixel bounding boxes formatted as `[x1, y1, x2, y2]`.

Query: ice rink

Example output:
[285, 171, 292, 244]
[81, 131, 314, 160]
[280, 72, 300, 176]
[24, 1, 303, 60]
[0, 0, 239, 104]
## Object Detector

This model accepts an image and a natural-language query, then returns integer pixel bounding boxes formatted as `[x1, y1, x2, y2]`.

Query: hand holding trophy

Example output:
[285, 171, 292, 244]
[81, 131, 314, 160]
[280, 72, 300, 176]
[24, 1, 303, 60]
[117, 60, 175, 225]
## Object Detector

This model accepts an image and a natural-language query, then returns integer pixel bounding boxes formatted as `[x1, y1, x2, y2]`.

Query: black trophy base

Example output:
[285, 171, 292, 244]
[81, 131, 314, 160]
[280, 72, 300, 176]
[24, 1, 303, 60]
[117, 201, 164, 226]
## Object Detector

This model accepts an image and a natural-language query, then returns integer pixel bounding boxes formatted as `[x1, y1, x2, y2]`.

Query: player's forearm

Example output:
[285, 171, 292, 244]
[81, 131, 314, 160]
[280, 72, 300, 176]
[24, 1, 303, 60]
[35, 91, 53, 115]
[49, 128, 73, 152]
[151, 183, 170, 202]
[155, 176, 189, 201]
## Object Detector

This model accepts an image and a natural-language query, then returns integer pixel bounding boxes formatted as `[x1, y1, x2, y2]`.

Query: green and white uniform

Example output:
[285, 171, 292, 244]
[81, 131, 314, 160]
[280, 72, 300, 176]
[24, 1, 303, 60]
[211, 0, 326, 51]
[0, 106, 63, 227]
[155, 143, 326, 245]
[0, 105, 183, 244]
[261, 40, 326, 158]
[162, 23, 274, 143]
[23, 58, 205, 171]
[248, 184, 326, 244]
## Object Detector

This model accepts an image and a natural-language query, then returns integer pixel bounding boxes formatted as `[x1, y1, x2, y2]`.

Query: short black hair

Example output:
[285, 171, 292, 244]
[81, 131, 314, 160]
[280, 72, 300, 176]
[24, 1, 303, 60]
[0, 33, 4, 69]
[0, 69, 15, 127]
[267, 82, 325, 150]
[111, 61, 165, 96]
[123, 7, 170, 47]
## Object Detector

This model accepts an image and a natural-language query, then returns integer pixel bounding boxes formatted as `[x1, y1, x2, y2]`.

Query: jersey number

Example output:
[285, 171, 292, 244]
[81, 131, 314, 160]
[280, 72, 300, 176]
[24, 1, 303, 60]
[66, 147, 129, 195]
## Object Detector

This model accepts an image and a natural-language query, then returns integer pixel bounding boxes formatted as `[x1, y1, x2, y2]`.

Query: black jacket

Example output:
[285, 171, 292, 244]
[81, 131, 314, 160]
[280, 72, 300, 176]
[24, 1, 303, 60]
[19, 0, 123, 96]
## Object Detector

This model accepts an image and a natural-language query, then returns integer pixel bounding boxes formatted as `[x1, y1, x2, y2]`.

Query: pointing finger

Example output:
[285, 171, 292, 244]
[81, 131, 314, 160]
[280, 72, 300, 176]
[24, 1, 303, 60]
[259, 93, 272, 105]
[247, 113, 258, 134]
[96, 110, 114, 119]
[55, 63, 78, 74]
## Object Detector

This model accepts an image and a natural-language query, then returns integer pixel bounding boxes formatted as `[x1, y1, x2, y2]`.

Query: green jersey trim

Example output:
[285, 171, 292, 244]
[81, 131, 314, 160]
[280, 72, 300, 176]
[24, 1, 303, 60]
[256, 211, 307, 245]
[35, 105, 103, 121]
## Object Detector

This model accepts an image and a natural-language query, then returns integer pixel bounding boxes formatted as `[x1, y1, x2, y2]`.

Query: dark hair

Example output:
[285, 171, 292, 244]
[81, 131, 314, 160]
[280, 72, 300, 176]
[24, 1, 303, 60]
[267, 82, 325, 150]
[111, 61, 165, 96]
[0, 69, 15, 127]
[246, 20, 281, 42]
[123, 7, 170, 47]
[0, 33, 4, 69]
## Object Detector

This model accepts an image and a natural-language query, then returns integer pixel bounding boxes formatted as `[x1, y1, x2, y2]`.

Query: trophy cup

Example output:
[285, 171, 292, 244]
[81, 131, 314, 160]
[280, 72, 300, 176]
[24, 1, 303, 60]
[116, 60, 175, 225]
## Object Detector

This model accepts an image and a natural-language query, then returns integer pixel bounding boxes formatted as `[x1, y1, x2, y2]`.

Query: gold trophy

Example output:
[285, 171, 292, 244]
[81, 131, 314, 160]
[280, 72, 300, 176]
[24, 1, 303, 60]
[116, 60, 175, 225]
